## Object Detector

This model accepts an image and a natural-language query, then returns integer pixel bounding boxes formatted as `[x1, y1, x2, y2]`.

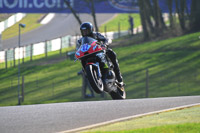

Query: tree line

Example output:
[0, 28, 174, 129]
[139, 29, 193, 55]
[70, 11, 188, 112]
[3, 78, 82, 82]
[65, 0, 200, 40]
[139, 0, 200, 40]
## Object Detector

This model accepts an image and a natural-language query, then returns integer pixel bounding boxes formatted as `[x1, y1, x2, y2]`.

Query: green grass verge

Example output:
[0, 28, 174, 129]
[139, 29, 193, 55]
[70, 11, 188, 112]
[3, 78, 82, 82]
[83, 106, 200, 133]
[0, 46, 110, 106]
[0, 14, 13, 21]
[0, 32, 200, 106]
[118, 32, 200, 98]
[84, 123, 200, 133]
[99, 13, 141, 32]
[2, 14, 44, 40]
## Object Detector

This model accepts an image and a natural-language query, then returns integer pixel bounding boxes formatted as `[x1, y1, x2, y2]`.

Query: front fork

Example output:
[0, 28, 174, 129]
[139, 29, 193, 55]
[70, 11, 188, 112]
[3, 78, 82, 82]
[85, 62, 102, 78]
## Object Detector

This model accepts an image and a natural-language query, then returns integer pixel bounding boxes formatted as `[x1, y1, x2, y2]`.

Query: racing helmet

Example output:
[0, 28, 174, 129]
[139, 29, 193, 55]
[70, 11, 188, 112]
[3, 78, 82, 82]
[80, 22, 94, 37]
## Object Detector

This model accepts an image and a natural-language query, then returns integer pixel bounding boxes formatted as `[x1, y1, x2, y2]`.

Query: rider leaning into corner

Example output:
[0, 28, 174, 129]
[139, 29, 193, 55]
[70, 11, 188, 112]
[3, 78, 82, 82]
[76, 22, 125, 90]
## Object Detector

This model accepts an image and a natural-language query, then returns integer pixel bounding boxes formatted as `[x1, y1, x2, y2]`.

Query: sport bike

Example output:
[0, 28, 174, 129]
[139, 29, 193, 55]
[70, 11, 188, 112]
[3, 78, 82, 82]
[75, 37, 126, 99]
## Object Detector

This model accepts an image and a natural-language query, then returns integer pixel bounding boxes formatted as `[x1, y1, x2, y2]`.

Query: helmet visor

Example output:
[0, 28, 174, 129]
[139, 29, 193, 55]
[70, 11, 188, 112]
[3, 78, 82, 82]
[81, 29, 91, 36]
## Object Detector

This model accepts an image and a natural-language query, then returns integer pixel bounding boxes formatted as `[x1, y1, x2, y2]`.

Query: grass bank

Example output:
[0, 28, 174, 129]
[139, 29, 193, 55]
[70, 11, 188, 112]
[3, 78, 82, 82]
[0, 32, 200, 106]
[83, 105, 200, 133]
[99, 13, 141, 32]
[0, 14, 13, 21]
[2, 14, 44, 40]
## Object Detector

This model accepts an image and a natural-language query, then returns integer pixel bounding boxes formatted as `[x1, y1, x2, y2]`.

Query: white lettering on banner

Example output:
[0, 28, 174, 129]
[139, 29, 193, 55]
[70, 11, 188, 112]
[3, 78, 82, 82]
[24, 0, 28, 8]
[0, 0, 2, 8]
[19, 0, 28, 8]
[19, 0, 22, 8]
[64, 0, 68, 8]
[33, 0, 44, 8]
[0, 0, 71, 9]
[4, 0, 18, 8]
[29, 3, 32, 8]
[45, 0, 56, 8]
[18, 0, 28, 8]
[57, 0, 61, 8]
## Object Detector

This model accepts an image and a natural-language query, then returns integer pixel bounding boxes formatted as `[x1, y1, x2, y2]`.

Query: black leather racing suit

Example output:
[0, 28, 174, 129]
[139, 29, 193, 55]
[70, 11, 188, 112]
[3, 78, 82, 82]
[76, 32, 123, 83]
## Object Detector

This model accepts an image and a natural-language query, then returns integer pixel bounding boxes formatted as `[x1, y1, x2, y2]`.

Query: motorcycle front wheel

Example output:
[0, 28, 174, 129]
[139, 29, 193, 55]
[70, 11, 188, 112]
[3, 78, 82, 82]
[85, 65, 104, 94]
[110, 87, 126, 100]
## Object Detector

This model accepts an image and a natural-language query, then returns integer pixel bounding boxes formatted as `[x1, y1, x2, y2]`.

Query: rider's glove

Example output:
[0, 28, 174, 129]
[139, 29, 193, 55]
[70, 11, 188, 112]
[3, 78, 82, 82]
[101, 43, 107, 50]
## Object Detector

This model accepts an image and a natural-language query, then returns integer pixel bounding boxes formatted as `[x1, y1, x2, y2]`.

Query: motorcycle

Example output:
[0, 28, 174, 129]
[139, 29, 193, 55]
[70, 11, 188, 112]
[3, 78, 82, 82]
[75, 37, 126, 100]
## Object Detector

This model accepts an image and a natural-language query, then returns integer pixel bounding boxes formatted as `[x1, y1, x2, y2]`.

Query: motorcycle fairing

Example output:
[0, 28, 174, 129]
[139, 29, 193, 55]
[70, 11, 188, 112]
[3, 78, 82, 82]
[75, 37, 103, 59]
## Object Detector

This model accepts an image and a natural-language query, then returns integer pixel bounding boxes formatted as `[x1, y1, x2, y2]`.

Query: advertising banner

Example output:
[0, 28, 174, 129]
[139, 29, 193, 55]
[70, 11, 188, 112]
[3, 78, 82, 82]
[0, 0, 72, 13]
[0, 0, 191, 13]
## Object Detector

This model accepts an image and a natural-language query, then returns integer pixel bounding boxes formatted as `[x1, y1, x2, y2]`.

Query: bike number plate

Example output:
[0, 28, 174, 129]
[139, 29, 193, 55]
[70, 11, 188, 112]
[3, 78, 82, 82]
[81, 43, 91, 52]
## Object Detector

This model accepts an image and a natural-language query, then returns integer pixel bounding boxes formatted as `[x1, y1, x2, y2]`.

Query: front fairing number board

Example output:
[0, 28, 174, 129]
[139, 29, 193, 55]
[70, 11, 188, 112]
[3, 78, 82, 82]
[81, 43, 91, 52]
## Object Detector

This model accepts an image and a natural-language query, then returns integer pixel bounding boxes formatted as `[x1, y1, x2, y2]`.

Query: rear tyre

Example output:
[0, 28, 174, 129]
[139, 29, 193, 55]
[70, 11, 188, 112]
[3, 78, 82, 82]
[85, 65, 104, 94]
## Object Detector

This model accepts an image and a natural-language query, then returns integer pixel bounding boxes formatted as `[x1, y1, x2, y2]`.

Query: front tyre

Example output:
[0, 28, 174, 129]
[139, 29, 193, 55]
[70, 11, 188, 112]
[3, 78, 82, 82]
[110, 87, 126, 100]
[85, 65, 104, 94]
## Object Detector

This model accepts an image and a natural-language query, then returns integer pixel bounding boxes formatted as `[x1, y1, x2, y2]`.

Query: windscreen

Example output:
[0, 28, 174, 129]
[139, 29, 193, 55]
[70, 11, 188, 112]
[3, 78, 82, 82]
[81, 37, 97, 45]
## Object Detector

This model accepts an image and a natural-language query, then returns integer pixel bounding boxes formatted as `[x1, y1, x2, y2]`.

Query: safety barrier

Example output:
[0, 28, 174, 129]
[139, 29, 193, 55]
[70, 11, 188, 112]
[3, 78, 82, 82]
[0, 26, 142, 69]
[0, 13, 26, 33]
[0, 35, 75, 65]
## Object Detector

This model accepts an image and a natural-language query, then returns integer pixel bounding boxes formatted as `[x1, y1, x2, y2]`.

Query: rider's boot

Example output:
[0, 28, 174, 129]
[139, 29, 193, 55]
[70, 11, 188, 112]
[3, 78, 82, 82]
[106, 49, 125, 90]
[114, 64, 125, 91]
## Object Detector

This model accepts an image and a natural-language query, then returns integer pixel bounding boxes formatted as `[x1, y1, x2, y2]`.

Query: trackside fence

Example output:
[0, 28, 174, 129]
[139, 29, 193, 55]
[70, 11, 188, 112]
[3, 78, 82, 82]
[0, 25, 143, 69]
[0, 67, 199, 106]
[125, 68, 200, 99]
[0, 35, 77, 69]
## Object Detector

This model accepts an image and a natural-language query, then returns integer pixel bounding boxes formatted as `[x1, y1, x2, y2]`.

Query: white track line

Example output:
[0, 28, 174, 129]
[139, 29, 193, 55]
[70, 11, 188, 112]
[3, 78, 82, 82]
[58, 103, 200, 133]
[40, 13, 55, 24]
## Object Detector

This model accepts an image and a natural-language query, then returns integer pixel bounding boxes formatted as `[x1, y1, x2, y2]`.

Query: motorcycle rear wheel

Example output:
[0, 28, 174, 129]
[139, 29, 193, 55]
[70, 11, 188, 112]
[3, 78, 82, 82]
[85, 65, 104, 94]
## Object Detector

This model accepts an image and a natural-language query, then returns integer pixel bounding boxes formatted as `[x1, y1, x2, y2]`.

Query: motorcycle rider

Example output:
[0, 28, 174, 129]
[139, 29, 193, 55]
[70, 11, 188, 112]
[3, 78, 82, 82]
[76, 22, 125, 90]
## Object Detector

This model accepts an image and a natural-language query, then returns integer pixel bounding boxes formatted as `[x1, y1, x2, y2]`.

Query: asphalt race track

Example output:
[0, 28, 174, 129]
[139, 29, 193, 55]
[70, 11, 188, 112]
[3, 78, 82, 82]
[2, 13, 116, 49]
[0, 96, 200, 133]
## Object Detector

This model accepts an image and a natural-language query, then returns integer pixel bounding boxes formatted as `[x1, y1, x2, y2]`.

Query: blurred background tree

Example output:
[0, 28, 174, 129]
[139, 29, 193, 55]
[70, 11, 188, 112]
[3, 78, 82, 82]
[139, 0, 200, 40]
